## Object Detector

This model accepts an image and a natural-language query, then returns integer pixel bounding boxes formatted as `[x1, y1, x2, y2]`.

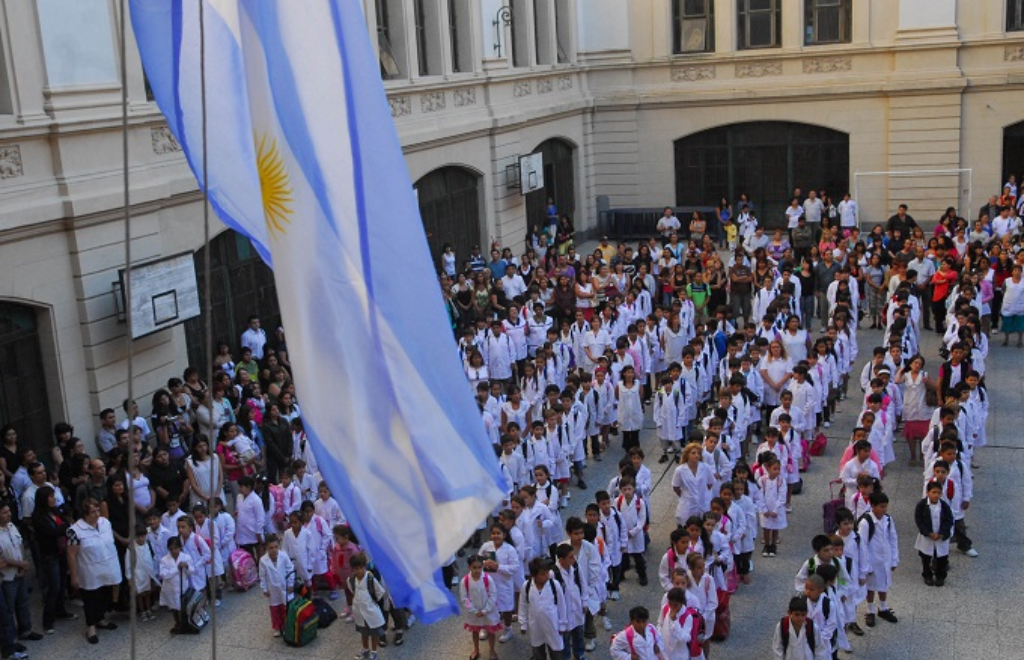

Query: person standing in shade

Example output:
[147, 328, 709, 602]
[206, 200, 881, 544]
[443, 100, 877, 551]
[66, 499, 121, 644]
[240, 315, 267, 360]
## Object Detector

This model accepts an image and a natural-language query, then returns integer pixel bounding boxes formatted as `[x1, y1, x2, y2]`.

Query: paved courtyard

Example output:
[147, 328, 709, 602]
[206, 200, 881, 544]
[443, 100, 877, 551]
[28, 325, 1023, 660]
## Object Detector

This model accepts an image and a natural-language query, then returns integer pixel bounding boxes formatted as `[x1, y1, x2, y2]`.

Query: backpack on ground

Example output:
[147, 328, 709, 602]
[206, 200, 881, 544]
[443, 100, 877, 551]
[229, 548, 258, 591]
[282, 589, 319, 647]
[179, 568, 209, 633]
[311, 596, 338, 629]
[822, 479, 845, 535]
[809, 433, 828, 457]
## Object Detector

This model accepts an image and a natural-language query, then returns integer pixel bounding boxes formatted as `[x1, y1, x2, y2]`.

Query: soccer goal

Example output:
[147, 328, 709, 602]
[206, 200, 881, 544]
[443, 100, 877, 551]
[853, 168, 972, 231]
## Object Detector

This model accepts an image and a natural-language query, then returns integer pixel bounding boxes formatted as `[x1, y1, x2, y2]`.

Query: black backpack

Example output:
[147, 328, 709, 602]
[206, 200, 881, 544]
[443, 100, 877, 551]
[780, 616, 816, 655]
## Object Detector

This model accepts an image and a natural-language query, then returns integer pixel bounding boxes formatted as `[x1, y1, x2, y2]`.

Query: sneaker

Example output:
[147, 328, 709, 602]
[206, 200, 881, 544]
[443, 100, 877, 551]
[394, 632, 404, 646]
[602, 617, 612, 631]
[935, 578, 945, 587]
[354, 651, 369, 660]
[658, 454, 670, 464]
[560, 497, 569, 508]
[638, 577, 648, 587]
[878, 609, 898, 623]
[785, 505, 793, 513]
[272, 631, 282, 638]
[595, 454, 603, 462]
[329, 591, 340, 601]
[762, 548, 770, 557]
[823, 421, 831, 428]
[963, 548, 979, 557]
[370, 652, 378, 660]
[769, 545, 777, 557]
[499, 629, 513, 643]
[609, 591, 620, 601]
[585, 638, 597, 652]
[378, 636, 388, 647]
[215, 599, 222, 608]
[44, 629, 54, 635]
[864, 613, 876, 627]
[479, 630, 488, 641]
[577, 480, 587, 490]
[18, 634, 41, 642]
[407, 614, 417, 627]
[847, 622, 865, 636]
[4, 652, 28, 660]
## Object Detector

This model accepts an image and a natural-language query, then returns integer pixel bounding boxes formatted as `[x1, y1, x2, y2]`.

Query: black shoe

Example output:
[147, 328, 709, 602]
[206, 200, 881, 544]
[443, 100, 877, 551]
[923, 575, 935, 586]
[864, 613, 876, 627]
[18, 633, 42, 642]
[55, 612, 77, 621]
[847, 622, 865, 636]
[87, 634, 99, 644]
[878, 609, 898, 623]
[95, 622, 117, 631]
[379, 636, 388, 648]
[637, 576, 648, 587]
[394, 632, 404, 646]
[577, 480, 587, 490]
[935, 578, 945, 587]
[658, 454, 670, 464]
[13, 644, 25, 652]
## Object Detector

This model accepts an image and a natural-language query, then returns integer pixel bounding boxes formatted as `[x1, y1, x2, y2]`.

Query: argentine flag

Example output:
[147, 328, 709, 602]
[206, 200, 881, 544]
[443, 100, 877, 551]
[130, 0, 505, 621]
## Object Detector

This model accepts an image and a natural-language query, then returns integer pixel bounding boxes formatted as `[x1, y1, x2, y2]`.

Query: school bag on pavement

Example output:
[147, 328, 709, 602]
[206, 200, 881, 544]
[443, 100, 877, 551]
[822, 479, 845, 535]
[809, 432, 828, 457]
[179, 568, 209, 633]
[311, 597, 338, 629]
[711, 589, 730, 641]
[229, 549, 258, 591]
[283, 576, 320, 647]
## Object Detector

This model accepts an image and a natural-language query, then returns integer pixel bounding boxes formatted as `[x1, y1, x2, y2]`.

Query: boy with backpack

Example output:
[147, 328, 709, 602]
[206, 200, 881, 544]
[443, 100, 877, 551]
[597, 491, 626, 602]
[772, 596, 829, 659]
[614, 478, 649, 586]
[348, 553, 387, 660]
[857, 492, 899, 627]
[658, 587, 705, 659]
[610, 606, 663, 660]
[803, 575, 838, 659]
[553, 545, 586, 660]
[518, 557, 567, 660]
[257, 534, 293, 638]
[914, 480, 954, 587]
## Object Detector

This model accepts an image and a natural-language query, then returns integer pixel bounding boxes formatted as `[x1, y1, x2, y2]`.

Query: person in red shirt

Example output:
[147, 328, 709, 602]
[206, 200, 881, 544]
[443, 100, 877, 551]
[930, 258, 958, 334]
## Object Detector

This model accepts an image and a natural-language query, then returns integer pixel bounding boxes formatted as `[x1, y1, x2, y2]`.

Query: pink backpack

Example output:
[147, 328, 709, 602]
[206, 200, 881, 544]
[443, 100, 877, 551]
[229, 549, 258, 590]
[268, 484, 287, 529]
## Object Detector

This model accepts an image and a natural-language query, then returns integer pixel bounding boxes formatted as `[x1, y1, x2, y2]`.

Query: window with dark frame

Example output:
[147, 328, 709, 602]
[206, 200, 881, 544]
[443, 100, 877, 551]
[1009, 0, 1024, 31]
[376, 0, 401, 79]
[737, 0, 781, 50]
[414, 0, 429, 76]
[804, 0, 851, 45]
[673, 0, 716, 54]
[448, 0, 461, 73]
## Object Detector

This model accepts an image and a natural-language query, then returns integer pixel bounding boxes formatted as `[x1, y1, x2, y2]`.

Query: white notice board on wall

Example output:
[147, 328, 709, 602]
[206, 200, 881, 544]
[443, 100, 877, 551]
[519, 152, 544, 196]
[118, 252, 201, 339]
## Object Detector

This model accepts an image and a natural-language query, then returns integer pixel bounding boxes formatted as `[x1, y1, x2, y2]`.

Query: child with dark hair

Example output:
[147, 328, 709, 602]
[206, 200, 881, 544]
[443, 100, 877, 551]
[857, 492, 899, 627]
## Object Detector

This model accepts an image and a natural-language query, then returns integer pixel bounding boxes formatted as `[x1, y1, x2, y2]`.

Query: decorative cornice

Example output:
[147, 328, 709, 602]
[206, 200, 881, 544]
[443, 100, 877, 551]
[453, 87, 477, 107]
[513, 80, 533, 97]
[671, 65, 716, 82]
[558, 75, 574, 91]
[736, 62, 782, 78]
[388, 96, 411, 118]
[0, 145, 24, 179]
[150, 126, 181, 155]
[803, 57, 852, 74]
[420, 92, 446, 113]
[537, 78, 554, 94]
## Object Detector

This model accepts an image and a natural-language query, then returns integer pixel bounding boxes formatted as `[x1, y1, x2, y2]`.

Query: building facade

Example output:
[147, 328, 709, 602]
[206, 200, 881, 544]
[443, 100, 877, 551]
[0, 0, 1022, 449]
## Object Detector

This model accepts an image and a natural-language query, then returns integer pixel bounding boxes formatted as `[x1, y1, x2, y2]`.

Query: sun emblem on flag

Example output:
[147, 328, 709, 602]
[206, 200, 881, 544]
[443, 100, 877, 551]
[255, 133, 294, 237]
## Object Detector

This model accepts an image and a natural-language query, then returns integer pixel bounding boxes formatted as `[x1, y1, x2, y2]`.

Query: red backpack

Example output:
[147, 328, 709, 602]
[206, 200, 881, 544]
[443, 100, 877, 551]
[662, 603, 704, 658]
[615, 494, 649, 532]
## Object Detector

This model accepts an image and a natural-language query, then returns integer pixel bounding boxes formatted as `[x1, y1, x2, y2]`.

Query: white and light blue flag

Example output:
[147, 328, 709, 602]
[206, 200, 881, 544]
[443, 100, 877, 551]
[130, 0, 505, 621]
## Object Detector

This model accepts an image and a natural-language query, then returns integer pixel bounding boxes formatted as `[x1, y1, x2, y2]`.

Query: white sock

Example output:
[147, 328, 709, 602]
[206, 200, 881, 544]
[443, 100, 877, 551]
[867, 603, 876, 614]
[879, 601, 889, 612]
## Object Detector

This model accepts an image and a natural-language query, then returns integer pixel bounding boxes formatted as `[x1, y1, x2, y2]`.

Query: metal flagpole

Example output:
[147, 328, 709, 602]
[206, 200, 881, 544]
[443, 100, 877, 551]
[118, 0, 138, 654]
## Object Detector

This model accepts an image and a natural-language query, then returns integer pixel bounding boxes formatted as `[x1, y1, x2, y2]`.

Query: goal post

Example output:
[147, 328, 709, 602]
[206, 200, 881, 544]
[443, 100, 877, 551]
[853, 168, 972, 232]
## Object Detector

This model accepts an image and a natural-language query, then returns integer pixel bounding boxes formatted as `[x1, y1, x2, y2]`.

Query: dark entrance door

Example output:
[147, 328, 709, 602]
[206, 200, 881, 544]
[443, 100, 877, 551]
[526, 139, 576, 236]
[185, 231, 282, 370]
[675, 121, 849, 228]
[0, 303, 51, 455]
[415, 166, 482, 273]
[1003, 121, 1024, 190]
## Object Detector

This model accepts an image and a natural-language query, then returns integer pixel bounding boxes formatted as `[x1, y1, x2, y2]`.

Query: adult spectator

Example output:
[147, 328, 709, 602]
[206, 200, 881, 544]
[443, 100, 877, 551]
[240, 315, 267, 360]
[886, 204, 918, 238]
[992, 206, 1012, 239]
[9, 448, 35, 505]
[94, 409, 118, 458]
[73, 460, 108, 520]
[838, 193, 858, 233]
[980, 195, 1000, 220]
[656, 207, 680, 238]
[596, 236, 616, 264]
[728, 250, 754, 324]
[814, 250, 841, 328]
[791, 216, 814, 262]
[148, 448, 186, 513]
[261, 403, 292, 484]
[0, 502, 42, 643]
[907, 247, 937, 330]
[30, 486, 74, 634]
[487, 248, 506, 281]
[118, 399, 152, 439]
[185, 434, 224, 509]
[66, 498, 121, 644]
[467, 245, 486, 272]
[197, 387, 233, 442]
[20, 462, 63, 522]
[151, 390, 192, 465]
[785, 198, 804, 237]
[802, 190, 825, 242]
[501, 264, 527, 301]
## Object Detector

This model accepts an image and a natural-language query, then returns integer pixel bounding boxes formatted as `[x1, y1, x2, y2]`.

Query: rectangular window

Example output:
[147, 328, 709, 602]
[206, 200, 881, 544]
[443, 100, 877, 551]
[673, 0, 716, 54]
[376, 0, 402, 79]
[0, 35, 12, 114]
[555, 0, 572, 63]
[805, 0, 851, 45]
[534, 0, 554, 65]
[1010, 0, 1024, 31]
[448, 0, 461, 72]
[414, 0, 429, 76]
[737, 0, 780, 50]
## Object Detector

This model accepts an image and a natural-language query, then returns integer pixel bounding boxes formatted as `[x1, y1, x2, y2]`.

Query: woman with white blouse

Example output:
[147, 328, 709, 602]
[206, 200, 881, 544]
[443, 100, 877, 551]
[780, 314, 810, 364]
[66, 498, 122, 644]
[759, 340, 794, 410]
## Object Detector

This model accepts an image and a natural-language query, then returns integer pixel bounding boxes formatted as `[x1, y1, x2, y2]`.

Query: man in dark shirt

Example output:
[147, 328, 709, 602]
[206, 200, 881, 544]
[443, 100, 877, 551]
[886, 204, 918, 238]
[728, 249, 754, 325]
[148, 448, 185, 512]
[814, 251, 841, 327]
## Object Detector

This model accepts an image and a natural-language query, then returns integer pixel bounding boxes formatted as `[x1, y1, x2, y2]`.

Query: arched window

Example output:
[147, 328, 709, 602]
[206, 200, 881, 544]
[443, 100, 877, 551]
[1003, 120, 1024, 187]
[184, 231, 281, 370]
[0, 303, 51, 454]
[415, 166, 482, 273]
[525, 138, 577, 234]
[674, 122, 849, 227]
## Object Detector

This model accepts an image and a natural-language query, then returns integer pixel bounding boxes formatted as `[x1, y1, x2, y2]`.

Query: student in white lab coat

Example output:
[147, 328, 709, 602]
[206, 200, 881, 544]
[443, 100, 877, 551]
[597, 491, 627, 601]
[771, 596, 829, 660]
[460, 555, 501, 660]
[234, 476, 265, 556]
[803, 575, 838, 658]
[610, 606, 664, 660]
[478, 523, 519, 642]
[348, 552, 388, 658]
[314, 482, 346, 529]
[518, 558, 567, 659]
[159, 537, 194, 634]
[614, 479, 649, 586]
[562, 517, 604, 650]
[685, 554, 718, 655]
[553, 545, 586, 660]
[857, 491, 899, 627]
[191, 505, 226, 603]
[299, 500, 333, 595]
[131, 526, 157, 621]
[659, 587, 706, 660]
[176, 515, 211, 592]
[282, 511, 314, 588]
[258, 535, 294, 637]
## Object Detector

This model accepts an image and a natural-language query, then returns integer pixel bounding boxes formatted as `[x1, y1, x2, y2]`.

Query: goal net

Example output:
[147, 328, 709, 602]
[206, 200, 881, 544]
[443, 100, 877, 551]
[853, 169, 972, 232]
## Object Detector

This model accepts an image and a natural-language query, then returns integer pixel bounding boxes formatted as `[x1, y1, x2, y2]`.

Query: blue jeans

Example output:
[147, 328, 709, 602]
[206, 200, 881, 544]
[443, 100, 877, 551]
[561, 624, 585, 660]
[38, 555, 69, 628]
[1, 577, 31, 637]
